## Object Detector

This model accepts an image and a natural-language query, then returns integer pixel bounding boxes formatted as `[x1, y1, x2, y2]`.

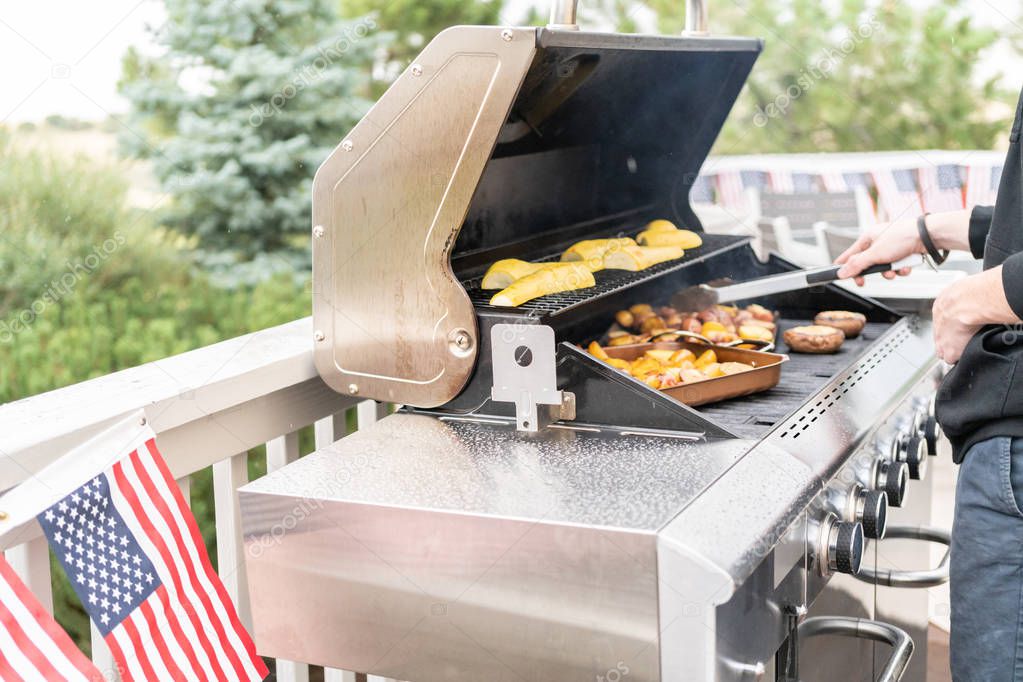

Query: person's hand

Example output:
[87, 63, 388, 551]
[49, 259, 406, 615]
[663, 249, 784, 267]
[931, 267, 1018, 363]
[932, 276, 985, 363]
[835, 218, 923, 285]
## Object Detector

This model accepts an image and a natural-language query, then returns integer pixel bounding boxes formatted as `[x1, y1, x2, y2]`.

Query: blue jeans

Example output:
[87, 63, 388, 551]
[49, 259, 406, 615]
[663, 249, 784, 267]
[951, 436, 1023, 681]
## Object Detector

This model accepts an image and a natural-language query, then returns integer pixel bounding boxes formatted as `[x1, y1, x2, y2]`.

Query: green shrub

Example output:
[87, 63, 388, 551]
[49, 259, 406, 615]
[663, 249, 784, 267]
[0, 133, 310, 653]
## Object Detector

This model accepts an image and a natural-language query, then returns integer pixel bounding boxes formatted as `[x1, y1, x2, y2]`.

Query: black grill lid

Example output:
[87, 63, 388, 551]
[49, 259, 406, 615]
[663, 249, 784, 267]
[452, 29, 762, 274]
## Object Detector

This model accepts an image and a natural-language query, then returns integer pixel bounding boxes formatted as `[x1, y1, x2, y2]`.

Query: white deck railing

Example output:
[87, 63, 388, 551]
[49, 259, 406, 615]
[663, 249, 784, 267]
[0, 317, 396, 682]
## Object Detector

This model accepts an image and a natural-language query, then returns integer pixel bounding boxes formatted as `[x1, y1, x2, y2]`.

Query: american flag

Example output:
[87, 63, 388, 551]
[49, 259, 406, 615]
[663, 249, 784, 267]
[715, 170, 747, 211]
[0, 555, 103, 680]
[872, 168, 923, 221]
[965, 164, 1003, 207]
[820, 171, 865, 193]
[768, 170, 817, 194]
[919, 164, 964, 212]
[690, 174, 715, 204]
[37, 438, 268, 682]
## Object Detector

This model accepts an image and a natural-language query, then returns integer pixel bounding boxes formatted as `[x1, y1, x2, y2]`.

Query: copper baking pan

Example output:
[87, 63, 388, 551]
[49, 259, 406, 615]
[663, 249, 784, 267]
[602, 341, 789, 406]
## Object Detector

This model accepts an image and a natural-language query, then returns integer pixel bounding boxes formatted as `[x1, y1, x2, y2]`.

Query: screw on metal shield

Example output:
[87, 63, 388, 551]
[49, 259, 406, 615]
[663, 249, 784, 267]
[490, 324, 573, 432]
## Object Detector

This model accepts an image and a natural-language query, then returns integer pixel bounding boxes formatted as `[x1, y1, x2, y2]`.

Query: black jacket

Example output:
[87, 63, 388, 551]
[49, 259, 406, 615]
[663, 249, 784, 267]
[936, 87, 1023, 462]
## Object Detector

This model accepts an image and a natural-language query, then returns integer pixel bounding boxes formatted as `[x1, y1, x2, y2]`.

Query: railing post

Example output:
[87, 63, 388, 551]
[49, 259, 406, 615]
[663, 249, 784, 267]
[213, 452, 251, 628]
[91, 622, 120, 680]
[7, 535, 53, 611]
[265, 431, 310, 682]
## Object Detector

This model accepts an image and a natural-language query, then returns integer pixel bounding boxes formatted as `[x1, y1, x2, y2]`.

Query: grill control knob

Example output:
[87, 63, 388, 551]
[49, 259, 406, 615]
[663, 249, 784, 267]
[894, 432, 927, 480]
[923, 414, 941, 456]
[874, 459, 908, 507]
[850, 486, 887, 539]
[822, 517, 864, 576]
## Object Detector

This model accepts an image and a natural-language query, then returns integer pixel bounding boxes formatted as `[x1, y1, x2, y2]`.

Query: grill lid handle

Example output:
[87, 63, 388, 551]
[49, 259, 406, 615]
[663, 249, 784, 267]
[548, 0, 579, 29]
[685, 0, 708, 34]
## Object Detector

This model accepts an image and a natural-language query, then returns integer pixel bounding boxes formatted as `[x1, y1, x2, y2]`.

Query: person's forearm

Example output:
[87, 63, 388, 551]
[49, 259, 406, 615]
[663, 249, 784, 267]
[925, 209, 974, 252]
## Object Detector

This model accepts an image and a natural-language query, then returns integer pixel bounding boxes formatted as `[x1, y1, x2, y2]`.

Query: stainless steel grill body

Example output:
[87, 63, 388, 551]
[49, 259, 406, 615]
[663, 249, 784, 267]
[241, 319, 943, 680]
[247, 16, 947, 682]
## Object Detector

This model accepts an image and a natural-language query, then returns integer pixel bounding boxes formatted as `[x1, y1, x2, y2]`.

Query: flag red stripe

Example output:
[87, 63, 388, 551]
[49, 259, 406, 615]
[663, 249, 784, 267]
[0, 598, 62, 680]
[142, 440, 268, 677]
[0, 558, 99, 680]
[0, 653, 26, 682]
[109, 463, 233, 681]
[138, 599, 188, 682]
[155, 585, 212, 682]
[121, 452, 251, 680]
[118, 616, 161, 681]
[104, 631, 134, 682]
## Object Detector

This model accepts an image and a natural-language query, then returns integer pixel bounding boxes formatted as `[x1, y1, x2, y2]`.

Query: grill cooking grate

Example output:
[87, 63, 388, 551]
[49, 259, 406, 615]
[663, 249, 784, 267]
[463, 234, 742, 317]
[696, 321, 893, 438]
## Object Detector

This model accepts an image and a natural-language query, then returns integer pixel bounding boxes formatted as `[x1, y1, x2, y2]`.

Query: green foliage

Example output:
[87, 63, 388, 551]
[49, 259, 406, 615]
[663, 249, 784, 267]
[340, 0, 504, 71]
[119, 0, 389, 260]
[0, 133, 309, 652]
[624, 0, 1012, 152]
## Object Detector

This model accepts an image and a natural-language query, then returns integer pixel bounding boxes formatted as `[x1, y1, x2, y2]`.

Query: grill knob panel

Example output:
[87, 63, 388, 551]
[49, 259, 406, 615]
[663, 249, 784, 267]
[875, 460, 908, 507]
[829, 521, 864, 575]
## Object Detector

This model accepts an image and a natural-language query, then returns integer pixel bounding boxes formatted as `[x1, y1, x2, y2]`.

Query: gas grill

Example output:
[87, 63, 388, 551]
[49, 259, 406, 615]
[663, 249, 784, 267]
[240, 3, 950, 680]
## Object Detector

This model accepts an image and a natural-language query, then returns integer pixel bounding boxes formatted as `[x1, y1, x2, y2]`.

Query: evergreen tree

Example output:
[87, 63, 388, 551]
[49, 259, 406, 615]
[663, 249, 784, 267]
[119, 0, 389, 262]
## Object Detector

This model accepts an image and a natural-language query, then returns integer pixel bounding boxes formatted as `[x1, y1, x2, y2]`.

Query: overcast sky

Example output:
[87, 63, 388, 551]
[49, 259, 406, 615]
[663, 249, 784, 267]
[0, 1, 1018, 124]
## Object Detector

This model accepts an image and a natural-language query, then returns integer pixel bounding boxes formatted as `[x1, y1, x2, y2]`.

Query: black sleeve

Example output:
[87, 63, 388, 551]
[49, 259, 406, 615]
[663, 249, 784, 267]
[1002, 253, 1023, 320]
[969, 205, 995, 259]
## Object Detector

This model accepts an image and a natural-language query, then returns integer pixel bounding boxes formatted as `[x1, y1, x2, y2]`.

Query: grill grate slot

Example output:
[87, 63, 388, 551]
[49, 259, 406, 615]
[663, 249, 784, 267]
[462, 233, 741, 317]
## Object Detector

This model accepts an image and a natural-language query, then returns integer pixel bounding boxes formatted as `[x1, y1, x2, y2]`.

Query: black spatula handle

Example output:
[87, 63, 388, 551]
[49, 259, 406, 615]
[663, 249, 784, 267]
[806, 256, 921, 286]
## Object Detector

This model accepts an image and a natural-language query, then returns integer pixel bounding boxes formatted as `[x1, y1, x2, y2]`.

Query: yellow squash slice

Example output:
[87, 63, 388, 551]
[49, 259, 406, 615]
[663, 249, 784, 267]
[489, 263, 595, 307]
[560, 237, 636, 271]
[636, 228, 703, 249]
[602, 244, 683, 271]
[644, 219, 679, 233]
[481, 259, 550, 290]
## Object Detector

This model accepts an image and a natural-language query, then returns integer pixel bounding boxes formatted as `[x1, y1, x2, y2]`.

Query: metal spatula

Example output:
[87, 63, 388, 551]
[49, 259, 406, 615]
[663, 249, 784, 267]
[670, 255, 923, 311]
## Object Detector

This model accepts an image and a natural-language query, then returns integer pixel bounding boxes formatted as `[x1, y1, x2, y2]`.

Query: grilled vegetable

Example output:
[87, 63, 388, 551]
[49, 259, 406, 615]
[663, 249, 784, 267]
[490, 263, 595, 307]
[560, 238, 636, 271]
[636, 229, 704, 249]
[481, 259, 550, 290]
[602, 244, 684, 271]
[644, 219, 680, 233]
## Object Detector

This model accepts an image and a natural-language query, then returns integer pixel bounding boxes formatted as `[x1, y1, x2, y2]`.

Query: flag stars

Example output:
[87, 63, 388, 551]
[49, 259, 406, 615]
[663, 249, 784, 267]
[100, 613, 110, 626]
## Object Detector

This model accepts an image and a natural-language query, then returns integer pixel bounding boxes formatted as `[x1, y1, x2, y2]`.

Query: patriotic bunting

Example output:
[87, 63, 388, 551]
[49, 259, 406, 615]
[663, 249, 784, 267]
[919, 164, 965, 212]
[872, 168, 924, 221]
[965, 164, 1003, 208]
